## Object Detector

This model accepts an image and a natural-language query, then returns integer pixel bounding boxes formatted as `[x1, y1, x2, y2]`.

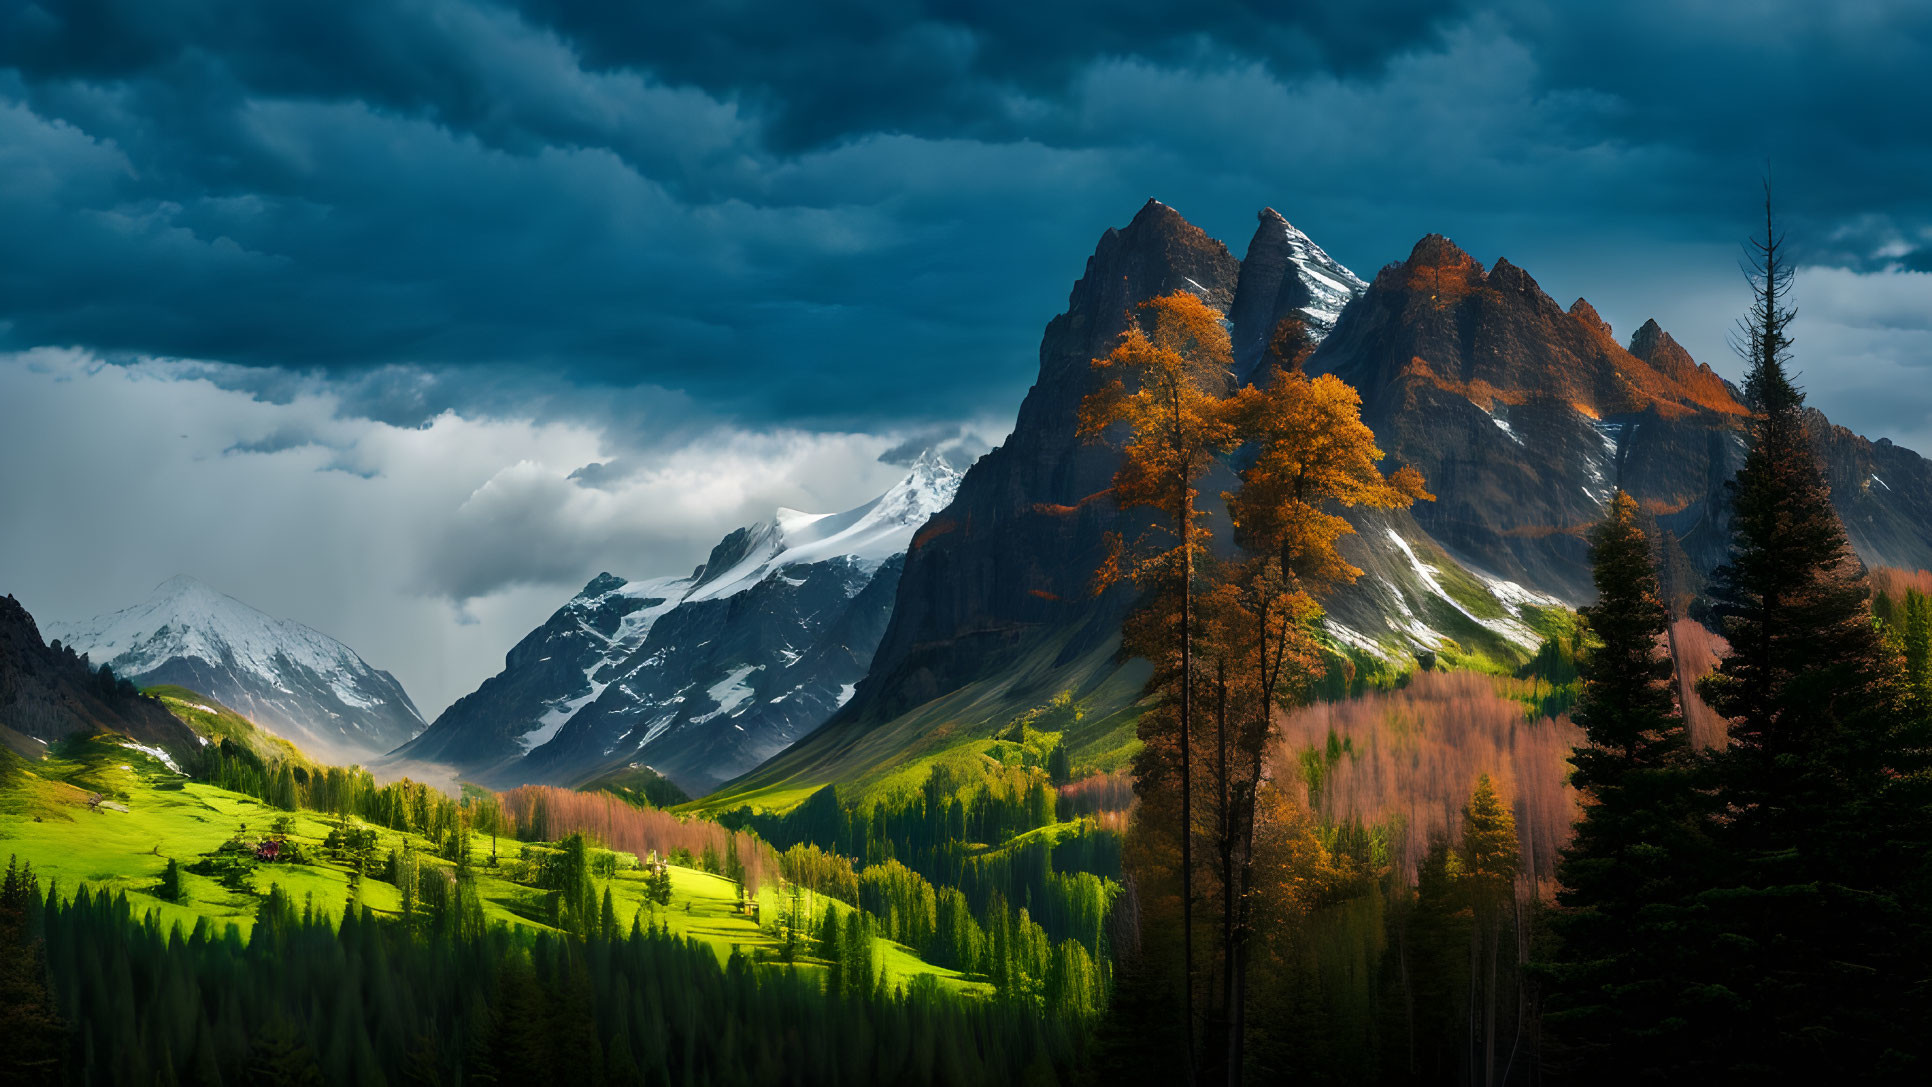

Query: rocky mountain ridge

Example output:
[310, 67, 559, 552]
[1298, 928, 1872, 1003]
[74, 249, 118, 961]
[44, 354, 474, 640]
[0, 593, 198, 761]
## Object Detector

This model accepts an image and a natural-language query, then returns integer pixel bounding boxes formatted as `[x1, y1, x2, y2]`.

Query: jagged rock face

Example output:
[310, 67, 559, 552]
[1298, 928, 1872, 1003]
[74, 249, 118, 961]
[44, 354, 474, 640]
[1309, 236, 1755, 599]
[719, 204, 1932, 807]
[390, 572, 670, 773]
[1229, 207, 1368, 381]
[856, 199, 1245, 722]
[512, 554, 901, 794]
[394, 455, 961, 794]
[1309, 235, 1932, 599]
[0, 594, 198, 757]
[1807, 413, 1932, 573]
[48, 576, 423, 763]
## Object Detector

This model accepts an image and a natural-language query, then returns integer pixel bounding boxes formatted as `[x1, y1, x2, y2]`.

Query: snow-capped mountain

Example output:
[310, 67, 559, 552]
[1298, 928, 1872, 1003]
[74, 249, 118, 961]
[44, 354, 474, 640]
[48, 575, 424, 762]
[392, 452, 963, 793]
[1228, 206, 1369, 380]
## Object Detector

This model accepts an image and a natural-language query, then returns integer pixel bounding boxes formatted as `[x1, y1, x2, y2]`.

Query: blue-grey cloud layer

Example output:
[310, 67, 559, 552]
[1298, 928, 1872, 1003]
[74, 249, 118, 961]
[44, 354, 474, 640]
[2, 0, 1930, 428]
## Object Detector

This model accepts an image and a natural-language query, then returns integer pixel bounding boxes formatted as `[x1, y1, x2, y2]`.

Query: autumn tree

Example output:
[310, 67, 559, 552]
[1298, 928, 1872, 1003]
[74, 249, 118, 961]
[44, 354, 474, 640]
[1081, 288, 1242, 1078]
[1210, 315, 1429, 1083]
[1540, 491, 1708, 1080]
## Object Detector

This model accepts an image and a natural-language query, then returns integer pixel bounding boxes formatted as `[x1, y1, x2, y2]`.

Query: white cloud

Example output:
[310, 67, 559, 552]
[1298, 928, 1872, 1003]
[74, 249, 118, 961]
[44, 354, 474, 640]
[0, 350, 963, 718]
[1791, 265, 1932, 456]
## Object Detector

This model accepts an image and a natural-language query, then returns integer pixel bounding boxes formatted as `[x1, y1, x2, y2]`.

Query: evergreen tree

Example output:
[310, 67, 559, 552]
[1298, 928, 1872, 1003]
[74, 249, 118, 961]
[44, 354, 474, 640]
[1047, 741, 1072, 787]
[1692, 187, 1930, 1077]
[271, 764, 299, 811]
[1540, 492, 1707, 1080]
[158, 858, 183, 902]
[1896, 587, 1932, 714]
[1, 856, 65, 1084]
[816, 906, 841, 962]
[1461, 776, 1518, 1087]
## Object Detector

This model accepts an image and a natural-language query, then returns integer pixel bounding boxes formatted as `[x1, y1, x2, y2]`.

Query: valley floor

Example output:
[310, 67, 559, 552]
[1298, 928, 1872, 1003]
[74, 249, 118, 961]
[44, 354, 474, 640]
[0, 740, 985, 994]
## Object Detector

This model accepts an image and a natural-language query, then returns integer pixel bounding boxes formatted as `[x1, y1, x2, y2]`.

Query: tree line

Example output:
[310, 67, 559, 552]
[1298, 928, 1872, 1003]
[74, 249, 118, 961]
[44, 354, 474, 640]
[0, 857, 1091, 1086]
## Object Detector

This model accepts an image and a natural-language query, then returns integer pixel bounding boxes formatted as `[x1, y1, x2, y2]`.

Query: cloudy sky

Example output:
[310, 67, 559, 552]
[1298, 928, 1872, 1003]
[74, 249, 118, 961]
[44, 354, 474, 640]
[3, 0, 1929, 717]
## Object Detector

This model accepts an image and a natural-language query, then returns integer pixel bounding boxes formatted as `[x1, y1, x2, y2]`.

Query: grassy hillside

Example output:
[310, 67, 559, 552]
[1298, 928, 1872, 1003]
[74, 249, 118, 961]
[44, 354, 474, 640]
[577, 761, 693, 808]
[696, 592, 1581, 819]
[0, 735, 982, 993]
[144, 685, 318, 770]
[695, 630, 1147, 815]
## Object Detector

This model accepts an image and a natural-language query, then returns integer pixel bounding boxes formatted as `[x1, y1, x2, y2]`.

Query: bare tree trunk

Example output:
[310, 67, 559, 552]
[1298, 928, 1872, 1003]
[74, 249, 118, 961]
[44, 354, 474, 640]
[1179, 471, 1198, 1087]
[1485, 918, 1499, 1087]
[1469, 925, 1481, 1087]
[1217, 661, 1237, 1086]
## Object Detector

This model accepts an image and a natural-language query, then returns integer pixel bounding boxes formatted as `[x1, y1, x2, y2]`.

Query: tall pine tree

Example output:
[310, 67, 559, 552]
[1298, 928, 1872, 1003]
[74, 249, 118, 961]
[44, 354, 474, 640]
[1692, 186, 1929, 1078]
[1540, 491, 1707, 1081]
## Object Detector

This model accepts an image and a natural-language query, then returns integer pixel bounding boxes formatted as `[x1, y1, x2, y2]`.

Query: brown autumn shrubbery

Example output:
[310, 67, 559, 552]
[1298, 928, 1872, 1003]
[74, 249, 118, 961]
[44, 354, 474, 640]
[1269, 670, 1582, 892]
[499, 785, 774, 891]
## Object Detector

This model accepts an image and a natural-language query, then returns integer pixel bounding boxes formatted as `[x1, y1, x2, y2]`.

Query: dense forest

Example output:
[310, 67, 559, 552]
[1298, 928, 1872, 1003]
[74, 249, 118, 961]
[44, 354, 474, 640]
[0, 859, 1084, 1085]
[2, 684, 1117, 1084]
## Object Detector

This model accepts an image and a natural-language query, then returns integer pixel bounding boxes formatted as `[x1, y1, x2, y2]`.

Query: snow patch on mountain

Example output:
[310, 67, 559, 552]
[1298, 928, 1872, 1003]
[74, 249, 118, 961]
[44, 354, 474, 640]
[1275, 218, 1368, 336]
[1384, 530, 1545, 651]
[693, 665, 760, 724]
[686, 451, 962, 602]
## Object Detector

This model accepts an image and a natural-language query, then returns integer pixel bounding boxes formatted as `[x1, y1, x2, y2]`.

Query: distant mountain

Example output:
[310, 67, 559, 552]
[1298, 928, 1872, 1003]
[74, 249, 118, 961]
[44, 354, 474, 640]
[705, 200, 1932, 812]
[47, 576, 424, 763]
[393, 452, 964, 794]
[0, 593, 197, 760]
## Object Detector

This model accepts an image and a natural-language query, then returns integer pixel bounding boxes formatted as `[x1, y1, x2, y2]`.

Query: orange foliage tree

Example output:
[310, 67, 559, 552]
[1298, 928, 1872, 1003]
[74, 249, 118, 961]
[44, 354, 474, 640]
[1080, 289, 1240, 1077]
[1210, 317, 1430, 1080]
[1084, 304, 1429, 1085]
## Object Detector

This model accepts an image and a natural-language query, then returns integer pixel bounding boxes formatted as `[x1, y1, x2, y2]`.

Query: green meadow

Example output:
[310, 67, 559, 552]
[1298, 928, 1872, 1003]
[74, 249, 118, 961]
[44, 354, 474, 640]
[0, 738, 984, 994]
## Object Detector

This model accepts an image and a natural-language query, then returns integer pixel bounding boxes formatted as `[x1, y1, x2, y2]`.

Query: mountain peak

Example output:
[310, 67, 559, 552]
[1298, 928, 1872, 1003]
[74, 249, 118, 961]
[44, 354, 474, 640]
[688, 460, 963, 603]
[910, 444, 965, 485]
[1403, 233, 1479, 274]
[1130, 197, 1183, 226]
[1256, 206, 1313, 242]
[1625, 318, 1732, 401]
[579, 572, 627, 599]
[1627, 317, 1675, 359]
[1569, 298, 1613, 339]
[1488, 257, 1541, 296]
[1377, 233, 1484, 301]
[153, 572, 219, 600]
[1229, 206, 1367, 377]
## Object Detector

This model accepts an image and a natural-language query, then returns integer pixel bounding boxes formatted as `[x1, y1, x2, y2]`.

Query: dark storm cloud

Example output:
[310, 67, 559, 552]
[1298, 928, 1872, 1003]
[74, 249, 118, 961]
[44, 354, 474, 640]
[510, 0, 1472, 150]
[1, 0, 1929, 430]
